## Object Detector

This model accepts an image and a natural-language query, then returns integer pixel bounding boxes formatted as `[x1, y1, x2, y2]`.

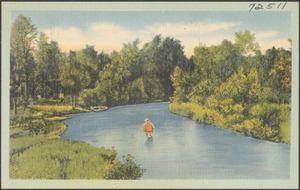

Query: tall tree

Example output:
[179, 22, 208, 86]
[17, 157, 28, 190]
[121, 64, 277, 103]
[35, 33, 62, 99]
[140, 35, 164, 100]
[60, 51, 91, 107]
[155, 37, 187, 98]
[186, 46, 219, 103]
[81, 45, 101, 89]
[268, 48, 291, 103]
[234, 30, 259, 55]
[214, 40, 243, 83]
[10, 15, 37, 113]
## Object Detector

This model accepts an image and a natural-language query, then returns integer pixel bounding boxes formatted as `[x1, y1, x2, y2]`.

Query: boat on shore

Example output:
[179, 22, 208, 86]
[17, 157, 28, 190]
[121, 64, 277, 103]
[90, 106, 108, 112]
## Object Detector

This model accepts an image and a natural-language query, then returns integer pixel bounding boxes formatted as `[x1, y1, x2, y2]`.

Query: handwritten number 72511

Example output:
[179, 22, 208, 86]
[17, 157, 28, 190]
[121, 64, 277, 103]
[249, 2, 287, 12]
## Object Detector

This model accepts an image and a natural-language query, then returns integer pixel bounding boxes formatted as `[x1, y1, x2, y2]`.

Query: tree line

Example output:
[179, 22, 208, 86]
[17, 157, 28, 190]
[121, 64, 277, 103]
[10, 15, 291, 143]
[169, 31, 291, 143]
[10, 15, 189, 112]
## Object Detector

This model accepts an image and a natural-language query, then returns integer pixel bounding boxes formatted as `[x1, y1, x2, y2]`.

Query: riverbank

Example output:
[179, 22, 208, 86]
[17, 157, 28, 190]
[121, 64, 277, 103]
[9, 105, 144, 179]
[60, 102, 290, 179]
[169, 102, 290, 144]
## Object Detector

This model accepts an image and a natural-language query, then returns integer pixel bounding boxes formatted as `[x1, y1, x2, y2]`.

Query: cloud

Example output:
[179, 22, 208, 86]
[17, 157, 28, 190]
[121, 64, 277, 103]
[42, 21, 240, 57]
[44, 27, 90, 52]
[44, 25, 147, 54]
[255, 31, 278, 40]
[259, 38, 290, 52]
[44, 23, 154, 54]
[252, 30, 290, 52]
[43, 22, 287, 58]
[90, 23, 139, 42]
[145, 21, 241, 37]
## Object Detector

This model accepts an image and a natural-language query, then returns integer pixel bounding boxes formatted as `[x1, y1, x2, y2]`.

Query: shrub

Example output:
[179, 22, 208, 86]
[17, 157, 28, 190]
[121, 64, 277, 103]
[169, 102, 290, 144]
[104, 154, 145, 180]
[10, 139, 144, 179]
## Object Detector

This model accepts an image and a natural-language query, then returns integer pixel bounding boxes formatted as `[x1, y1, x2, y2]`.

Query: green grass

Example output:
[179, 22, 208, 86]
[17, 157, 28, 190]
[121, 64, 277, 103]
[10, 138, 114, 179]
[10, 104, 144, 179]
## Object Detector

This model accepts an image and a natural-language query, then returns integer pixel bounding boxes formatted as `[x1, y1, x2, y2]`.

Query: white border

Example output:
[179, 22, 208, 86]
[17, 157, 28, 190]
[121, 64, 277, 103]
[1, 2, 299, 189]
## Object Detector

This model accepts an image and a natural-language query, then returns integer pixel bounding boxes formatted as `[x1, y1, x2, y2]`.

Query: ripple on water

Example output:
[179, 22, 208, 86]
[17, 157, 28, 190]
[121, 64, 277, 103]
[61, 102, 290, 179]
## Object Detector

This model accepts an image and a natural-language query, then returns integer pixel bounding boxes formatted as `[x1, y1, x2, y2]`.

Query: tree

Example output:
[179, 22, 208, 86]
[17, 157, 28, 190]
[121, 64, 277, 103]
[234, 30, 259, 55]
[60, 51, 91, 107]
[214, 40, 243, 82]
[268, 48, 291, 103]
[187, 79, 216, 105]
[170, 66, 189, 103]
[96, 50, 130, 106]
[10, 15, 37, 113]
[97, 51, 111, 76]
[187, 46, 219, 102]
[127, 78, 147, 104]
[140, 35, 164, 100]
[35, 32, 62, 99]
[206, 67, 260, 115]
[155, 37, 187, 98]
[81, 45, 108, 89]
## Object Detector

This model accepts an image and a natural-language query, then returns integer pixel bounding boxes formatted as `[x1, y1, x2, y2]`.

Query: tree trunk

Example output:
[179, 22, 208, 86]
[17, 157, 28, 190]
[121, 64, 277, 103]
[13, 96, 17, 115]
[70, 94, 73, 107]
[74, 94, 76, 108]
[24, 81, 28, 109]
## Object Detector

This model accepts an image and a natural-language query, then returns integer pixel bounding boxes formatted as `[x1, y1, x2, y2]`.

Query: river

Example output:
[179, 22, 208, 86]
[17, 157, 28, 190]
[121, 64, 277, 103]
[61, 102, 290, 179]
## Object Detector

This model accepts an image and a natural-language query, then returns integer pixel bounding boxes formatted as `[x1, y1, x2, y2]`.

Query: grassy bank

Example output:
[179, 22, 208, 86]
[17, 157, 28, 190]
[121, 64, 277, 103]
[169, 102, 290, 144]
[10, 105, 144, 179]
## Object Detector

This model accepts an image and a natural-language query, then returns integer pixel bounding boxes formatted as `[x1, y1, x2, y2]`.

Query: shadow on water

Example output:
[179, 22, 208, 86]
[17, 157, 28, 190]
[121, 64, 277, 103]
[144, 137, 154, 150]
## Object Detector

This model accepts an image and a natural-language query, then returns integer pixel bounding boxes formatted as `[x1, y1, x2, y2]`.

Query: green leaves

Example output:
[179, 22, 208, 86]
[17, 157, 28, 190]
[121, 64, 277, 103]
[234, 30, 259, 54]
[10, 15, 37, 113]
[169, 31, 291, 144]
[35, 33, 62, 98]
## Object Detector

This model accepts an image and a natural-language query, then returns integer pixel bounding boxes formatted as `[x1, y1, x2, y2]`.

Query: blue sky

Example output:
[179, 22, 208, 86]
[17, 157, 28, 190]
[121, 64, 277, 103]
[12, 11, 291, 56]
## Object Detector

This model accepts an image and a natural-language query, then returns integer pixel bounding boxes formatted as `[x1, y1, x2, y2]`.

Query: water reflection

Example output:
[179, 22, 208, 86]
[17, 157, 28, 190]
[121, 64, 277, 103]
[61, 102, 290, 179]
[145, 137, 154, 150]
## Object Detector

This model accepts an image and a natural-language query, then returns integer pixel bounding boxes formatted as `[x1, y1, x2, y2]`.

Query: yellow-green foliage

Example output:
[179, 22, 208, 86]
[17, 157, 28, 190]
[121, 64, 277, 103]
[10, 138, 144, 179]
[10, 136, 46, 156]
[10, 120, 65, 155]
[169, 102, 228, 129]
[47, 122, 67, 139]
[10, 139, 114, 179]
[45, 116, 70, 121]
[249, 103, 290, 143]
[31, 105, 86, 113]
[169, 102, 290, 144]
[32, 112, 43, 117]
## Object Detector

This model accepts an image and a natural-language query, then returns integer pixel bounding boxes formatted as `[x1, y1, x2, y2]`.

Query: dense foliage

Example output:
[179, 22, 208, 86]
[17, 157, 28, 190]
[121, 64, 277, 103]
[169, 32, 291, 144]
[9, 14, 291, 179]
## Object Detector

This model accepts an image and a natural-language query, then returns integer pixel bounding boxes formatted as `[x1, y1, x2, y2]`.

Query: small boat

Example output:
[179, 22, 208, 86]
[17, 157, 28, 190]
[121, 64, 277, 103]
[90, 106, 108, 112]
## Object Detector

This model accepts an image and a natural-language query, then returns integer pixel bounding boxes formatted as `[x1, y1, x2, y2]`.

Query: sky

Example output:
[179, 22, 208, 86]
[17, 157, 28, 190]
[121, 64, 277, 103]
[12, 11, 291, 57]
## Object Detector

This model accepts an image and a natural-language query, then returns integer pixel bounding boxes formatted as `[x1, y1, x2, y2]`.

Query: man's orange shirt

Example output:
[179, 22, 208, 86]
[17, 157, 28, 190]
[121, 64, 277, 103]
[143, 123, 153, 132]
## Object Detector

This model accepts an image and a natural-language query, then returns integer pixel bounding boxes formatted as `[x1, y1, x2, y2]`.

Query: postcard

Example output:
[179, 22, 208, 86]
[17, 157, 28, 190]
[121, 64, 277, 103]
[1, 1, 299, 189]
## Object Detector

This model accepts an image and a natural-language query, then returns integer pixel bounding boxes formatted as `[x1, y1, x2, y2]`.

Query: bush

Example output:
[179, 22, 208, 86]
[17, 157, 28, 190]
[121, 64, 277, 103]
[10, 139, 144, 179]
[169, 102, 228, 129]
[169, 102, 290, 144]
[249, 103, 290, 143]
[104, 154, 145, 180]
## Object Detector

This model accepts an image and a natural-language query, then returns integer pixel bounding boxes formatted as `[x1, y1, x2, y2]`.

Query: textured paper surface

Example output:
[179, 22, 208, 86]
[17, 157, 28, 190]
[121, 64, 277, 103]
[1, 2, 299, 189]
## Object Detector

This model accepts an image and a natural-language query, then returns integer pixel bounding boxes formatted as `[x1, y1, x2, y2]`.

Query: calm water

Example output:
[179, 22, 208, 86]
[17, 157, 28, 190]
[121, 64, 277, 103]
[61, 102, 290, 179]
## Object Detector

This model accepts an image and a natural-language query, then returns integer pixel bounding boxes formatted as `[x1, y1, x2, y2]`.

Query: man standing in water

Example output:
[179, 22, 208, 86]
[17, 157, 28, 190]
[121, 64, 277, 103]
[143, 118, 155, 138]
